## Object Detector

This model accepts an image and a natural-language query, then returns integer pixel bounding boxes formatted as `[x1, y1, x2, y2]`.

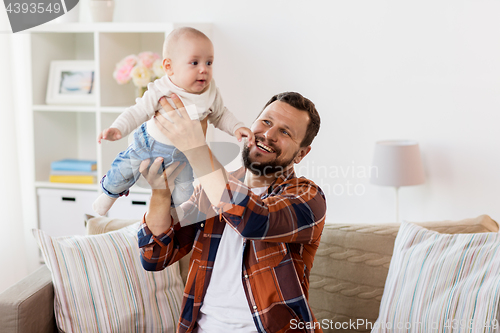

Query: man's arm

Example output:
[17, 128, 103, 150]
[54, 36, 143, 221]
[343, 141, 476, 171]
[156, 95, 230, 205]
[139, 157, 177, 235]
[137, 158, 199, 271]
[138, 211, 199, 271]
[217, 173, 326, 244]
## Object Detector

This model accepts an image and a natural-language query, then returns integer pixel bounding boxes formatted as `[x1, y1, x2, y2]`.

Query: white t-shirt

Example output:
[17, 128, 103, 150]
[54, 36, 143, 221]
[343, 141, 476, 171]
[195, 186, 267, 333]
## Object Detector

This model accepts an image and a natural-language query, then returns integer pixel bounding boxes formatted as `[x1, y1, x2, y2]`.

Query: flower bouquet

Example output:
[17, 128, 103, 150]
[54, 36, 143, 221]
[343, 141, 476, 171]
[113, 52, 165, 97]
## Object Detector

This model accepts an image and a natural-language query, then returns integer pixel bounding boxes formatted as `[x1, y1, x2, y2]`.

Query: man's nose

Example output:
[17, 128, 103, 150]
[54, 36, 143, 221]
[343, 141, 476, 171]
[263, 127, 278, 142]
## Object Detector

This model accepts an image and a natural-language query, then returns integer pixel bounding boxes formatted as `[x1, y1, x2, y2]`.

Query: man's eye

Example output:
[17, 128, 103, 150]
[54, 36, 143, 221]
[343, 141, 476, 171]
[282, 130, 289, 136]
[263, 120, 271, 125]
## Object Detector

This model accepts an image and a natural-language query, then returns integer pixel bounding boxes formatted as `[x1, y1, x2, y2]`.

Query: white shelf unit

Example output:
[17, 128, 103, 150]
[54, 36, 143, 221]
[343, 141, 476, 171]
[19, 23, 212, 240]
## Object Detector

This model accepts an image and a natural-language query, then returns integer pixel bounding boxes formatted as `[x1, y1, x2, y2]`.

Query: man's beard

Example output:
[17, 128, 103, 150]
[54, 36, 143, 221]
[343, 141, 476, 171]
[241, 141, 298, 177]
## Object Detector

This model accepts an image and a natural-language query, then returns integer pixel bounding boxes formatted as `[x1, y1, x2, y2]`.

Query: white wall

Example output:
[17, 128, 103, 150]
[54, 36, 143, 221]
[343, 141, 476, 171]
[91, 0, 499, 223]
[0, 9, 28, 292]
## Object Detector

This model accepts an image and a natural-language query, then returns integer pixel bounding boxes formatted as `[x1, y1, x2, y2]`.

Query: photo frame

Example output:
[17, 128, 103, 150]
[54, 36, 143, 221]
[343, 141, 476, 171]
[46, 61, 96, 105]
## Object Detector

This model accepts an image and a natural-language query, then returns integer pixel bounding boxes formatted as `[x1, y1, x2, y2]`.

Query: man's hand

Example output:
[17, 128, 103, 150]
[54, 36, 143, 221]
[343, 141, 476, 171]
[234, 126, 255, 147]
[98, 128, 122, 143]
[139, 157, 185, 193]
[155, 94, 207, 152]
[140, 157, 185, 236]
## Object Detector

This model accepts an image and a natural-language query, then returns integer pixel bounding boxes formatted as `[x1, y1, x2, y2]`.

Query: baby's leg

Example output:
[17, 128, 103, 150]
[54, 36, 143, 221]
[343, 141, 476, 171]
[93, 194, 118, 216]
[93, 143, 144, 216]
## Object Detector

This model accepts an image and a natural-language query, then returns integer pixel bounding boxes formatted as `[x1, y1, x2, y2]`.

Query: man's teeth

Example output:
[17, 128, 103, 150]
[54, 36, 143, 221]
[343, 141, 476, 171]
[256, 142, 274, 153]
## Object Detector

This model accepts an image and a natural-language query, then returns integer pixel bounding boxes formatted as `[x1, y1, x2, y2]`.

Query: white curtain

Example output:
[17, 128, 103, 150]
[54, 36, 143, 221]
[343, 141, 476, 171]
[0, 10, 28, 293]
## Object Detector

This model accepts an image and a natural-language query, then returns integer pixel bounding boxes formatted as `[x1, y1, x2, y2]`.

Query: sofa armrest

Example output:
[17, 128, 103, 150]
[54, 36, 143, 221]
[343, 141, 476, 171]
[0, 265, 56, 333]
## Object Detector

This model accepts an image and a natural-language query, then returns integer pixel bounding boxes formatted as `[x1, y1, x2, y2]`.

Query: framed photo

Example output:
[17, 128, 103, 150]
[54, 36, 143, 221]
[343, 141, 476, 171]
[46, 61, 96, 105]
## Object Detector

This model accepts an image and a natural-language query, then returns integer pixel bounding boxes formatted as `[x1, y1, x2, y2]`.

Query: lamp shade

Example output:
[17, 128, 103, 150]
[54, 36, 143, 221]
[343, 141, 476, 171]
[370, 140, 425, 187]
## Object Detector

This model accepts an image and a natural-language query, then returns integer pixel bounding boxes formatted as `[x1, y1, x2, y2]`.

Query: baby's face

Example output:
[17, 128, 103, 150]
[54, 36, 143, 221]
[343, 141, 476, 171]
[166, 36, 214, 94]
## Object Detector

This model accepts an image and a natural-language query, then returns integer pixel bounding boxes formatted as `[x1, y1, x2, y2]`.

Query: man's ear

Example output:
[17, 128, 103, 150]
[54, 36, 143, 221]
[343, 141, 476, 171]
[294, 146, 312, 164]
[163, 58, 174, 76]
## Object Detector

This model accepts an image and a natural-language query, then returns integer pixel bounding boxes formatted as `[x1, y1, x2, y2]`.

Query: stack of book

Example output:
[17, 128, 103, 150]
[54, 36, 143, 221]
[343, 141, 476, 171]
[50, 159, 98, 184]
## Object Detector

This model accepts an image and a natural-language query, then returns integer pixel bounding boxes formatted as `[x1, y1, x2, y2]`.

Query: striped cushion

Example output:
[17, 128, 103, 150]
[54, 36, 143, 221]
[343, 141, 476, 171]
[373, 221, 500, 332]
[33, 223, 183, 333]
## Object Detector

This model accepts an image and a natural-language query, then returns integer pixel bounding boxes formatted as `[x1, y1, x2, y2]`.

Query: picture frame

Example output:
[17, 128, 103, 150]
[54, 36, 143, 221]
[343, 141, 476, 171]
[46, 61, 96, 105]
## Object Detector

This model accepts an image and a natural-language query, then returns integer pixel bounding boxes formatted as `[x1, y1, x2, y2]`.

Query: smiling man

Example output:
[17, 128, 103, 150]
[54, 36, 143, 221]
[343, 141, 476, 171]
[138, 92, 326, 333]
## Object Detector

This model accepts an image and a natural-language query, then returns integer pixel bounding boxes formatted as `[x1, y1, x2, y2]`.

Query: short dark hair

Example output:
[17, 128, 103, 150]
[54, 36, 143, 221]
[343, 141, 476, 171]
[260, 92, 320, 147]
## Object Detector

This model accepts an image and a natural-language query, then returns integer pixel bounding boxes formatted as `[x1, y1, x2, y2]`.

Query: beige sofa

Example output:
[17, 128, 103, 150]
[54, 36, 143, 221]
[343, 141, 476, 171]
[1, 215, 497, 333]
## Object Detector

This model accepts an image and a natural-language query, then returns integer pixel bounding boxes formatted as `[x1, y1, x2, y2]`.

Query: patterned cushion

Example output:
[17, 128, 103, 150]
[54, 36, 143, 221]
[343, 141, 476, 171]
[309, 215, 498, 333]
[373, 221, 500, 332]
[33, 223, 183, 333]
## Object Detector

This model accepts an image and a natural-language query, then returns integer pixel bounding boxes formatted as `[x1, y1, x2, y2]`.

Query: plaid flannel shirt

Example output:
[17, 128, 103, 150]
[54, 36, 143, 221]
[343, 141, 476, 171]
[138, 167, 326, 333]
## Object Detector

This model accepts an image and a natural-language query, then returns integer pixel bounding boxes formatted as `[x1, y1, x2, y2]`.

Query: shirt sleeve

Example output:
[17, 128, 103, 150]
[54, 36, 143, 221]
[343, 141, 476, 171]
[215, 174, 326, 244]
[206, 88, 245, 136]
[137, 187, 204, 271]
[110, 81, 166, 137]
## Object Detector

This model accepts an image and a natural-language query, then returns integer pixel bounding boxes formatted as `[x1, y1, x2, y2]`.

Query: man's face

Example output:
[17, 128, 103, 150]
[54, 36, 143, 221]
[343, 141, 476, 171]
[242, 101, 311, 176]
[164, 35, 214, 94]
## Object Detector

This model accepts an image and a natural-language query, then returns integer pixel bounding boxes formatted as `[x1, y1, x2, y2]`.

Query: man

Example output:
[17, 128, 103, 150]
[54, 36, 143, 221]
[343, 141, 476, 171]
[138, 92, 326, 333]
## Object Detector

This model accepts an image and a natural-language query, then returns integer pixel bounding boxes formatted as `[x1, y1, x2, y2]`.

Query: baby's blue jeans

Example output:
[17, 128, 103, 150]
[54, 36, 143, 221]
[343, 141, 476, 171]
[100, 123, 194, 207]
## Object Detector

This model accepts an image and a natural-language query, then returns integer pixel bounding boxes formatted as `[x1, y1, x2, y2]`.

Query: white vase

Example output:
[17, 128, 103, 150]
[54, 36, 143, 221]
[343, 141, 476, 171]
[89, 0, 115, 22]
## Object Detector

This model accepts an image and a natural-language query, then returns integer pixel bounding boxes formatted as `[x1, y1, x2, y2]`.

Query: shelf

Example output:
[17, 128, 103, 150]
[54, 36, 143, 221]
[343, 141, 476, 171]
[100, 106, 126, 113]
[34, 181, 151, 194]
[27, 22, 212, 34]
[27, 22, 176, 33]
[33, 105, 131, 113]
[35, 181, 99, 191]
[33, 105, 97, 112]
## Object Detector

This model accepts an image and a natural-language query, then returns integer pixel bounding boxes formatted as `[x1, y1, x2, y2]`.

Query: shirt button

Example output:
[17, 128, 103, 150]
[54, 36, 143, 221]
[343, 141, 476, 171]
[244, 274, 249, 279]
[253, 305, 258, 310]
[200, 223, 204, 227]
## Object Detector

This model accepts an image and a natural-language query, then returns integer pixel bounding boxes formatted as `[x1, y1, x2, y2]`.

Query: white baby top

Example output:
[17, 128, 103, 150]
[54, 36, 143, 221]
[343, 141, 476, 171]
[110, 76, 244, 145]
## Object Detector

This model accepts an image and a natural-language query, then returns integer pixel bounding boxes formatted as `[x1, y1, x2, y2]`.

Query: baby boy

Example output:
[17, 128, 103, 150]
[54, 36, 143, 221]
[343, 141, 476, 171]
[93, 27, 253, 216]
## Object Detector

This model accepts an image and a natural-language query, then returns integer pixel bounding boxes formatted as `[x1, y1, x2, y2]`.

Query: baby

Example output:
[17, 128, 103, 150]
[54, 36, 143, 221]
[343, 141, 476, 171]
[93, 27, 253, 216]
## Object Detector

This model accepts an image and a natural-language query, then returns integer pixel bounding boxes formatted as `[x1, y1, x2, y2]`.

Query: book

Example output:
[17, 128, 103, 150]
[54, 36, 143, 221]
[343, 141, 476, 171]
[51, 159, 97, 172]
[50, 170, 97, 176]
[49, 175, 97, 184]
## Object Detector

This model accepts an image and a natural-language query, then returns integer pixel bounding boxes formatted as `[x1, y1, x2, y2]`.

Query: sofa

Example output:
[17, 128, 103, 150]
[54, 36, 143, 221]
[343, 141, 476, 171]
[1, 215, 497, 333]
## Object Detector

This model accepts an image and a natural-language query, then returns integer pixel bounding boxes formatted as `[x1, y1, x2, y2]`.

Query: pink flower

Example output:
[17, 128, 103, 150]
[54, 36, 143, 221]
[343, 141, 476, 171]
[138, 52, 160, 69]
[121, 55, 138, 67]
[113, 63, 134, 84]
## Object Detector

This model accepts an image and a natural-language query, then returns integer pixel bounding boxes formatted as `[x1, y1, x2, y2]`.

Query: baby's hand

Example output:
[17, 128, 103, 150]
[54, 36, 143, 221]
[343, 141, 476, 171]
[234, 127, 255, 147]
[98, 128, 122, 144]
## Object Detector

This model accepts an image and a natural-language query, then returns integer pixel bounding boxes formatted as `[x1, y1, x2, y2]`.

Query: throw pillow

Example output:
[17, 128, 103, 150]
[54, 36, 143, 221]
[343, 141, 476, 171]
[372, 221, 500, 332]
[33, 222, 183, 333]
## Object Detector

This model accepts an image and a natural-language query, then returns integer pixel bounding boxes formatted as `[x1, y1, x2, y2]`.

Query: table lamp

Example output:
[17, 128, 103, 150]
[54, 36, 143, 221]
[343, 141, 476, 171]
[370, 140, 426, 222]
